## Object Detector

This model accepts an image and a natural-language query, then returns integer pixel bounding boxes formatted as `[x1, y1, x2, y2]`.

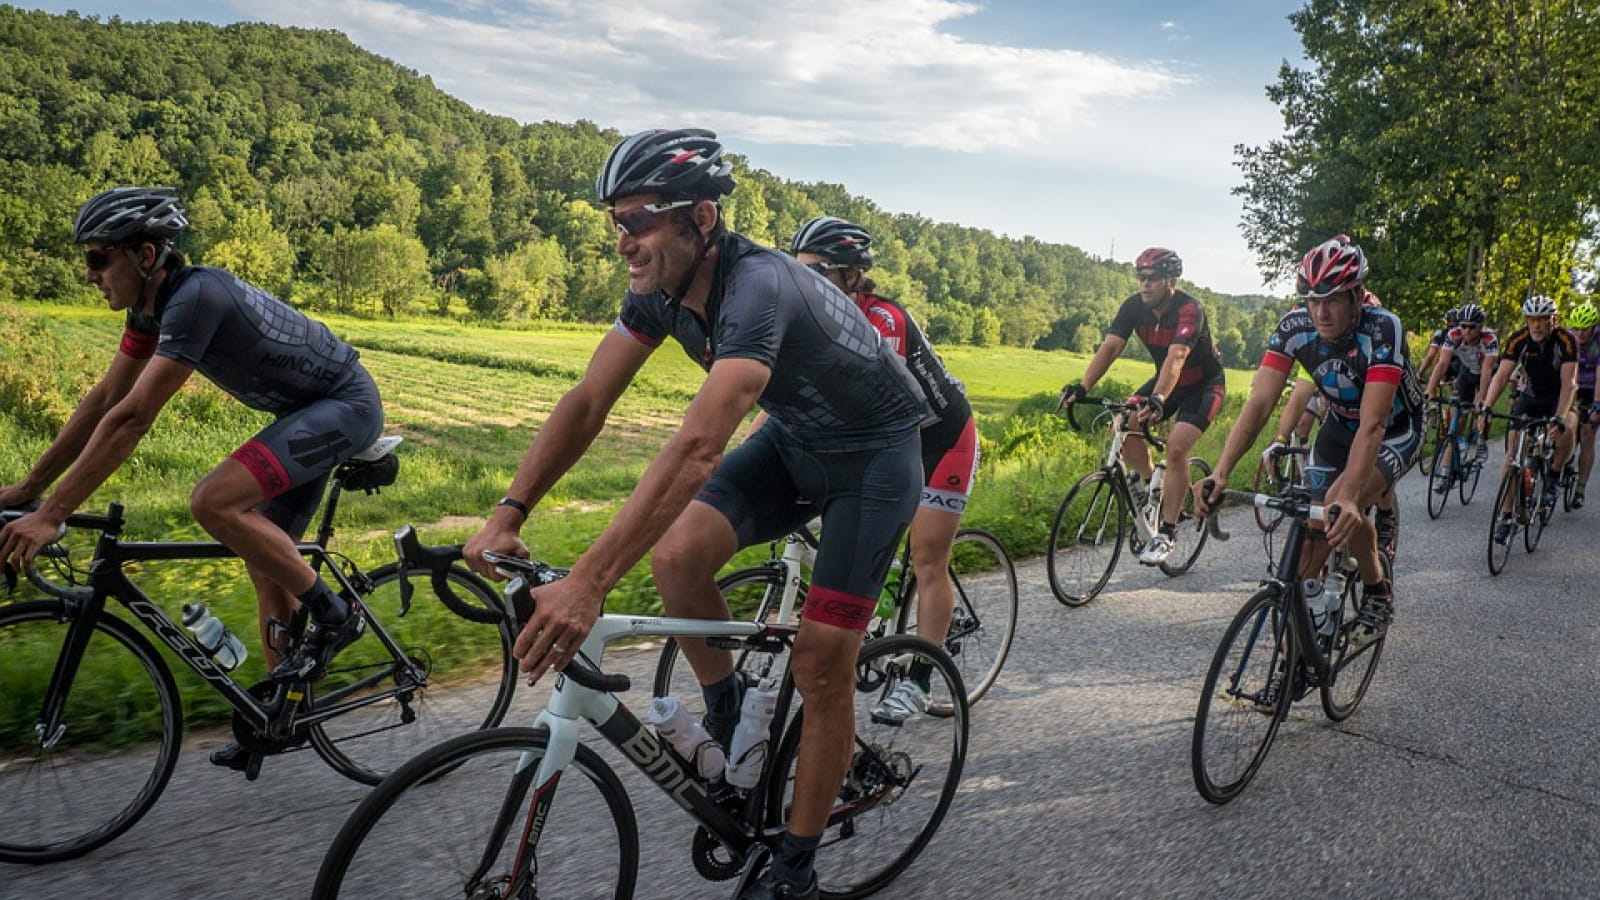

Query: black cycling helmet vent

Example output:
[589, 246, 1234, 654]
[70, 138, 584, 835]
[73, 186, 189, 244]
[595, 129, 737, 205]
[790, 216, 874, 266]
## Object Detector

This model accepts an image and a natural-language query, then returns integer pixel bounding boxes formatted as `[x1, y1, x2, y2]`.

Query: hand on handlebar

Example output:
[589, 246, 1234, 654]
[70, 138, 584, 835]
[0, 508, 66, 571]
[1058, 383, 1087, 411]
[1260, 439, 1289, 467]
[1192, 476, 1225, 520]
[462, 524, 530, 582]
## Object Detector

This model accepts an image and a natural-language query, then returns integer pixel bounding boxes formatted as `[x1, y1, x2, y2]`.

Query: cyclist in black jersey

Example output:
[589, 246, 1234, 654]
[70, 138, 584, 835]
[462, 130, 928, 900]
[1479, 294, 1578, 540]
[0, 188, 383, 717]
[1197, 235, 1421, 643]
[1059, 247, 1226, 566]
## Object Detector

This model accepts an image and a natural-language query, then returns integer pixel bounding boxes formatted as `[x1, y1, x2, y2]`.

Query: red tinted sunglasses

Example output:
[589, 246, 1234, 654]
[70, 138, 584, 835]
[609, 199, 695, 237]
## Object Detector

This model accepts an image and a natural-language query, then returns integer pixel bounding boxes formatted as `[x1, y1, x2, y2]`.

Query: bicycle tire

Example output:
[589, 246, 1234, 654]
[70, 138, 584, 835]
[1191, 587, 1295, 804]
[307, 563, 517, 785]
[1460, 446, 1482, 505]
[901, 528, 1018, 713]
[1426, 442, 1451, 519]
[1417, 407, 1440, 475]
[1487, 470, 1516, 575]
[1527, 468, 1549, 551]
[1047, 470, 1126, 606]
[0, 601, 183, 864]
[1160, 457, 1212, 576]
[313, 726, 638, 899]
[763, 635, 968, 899]
[1320, 563, 1386, 721]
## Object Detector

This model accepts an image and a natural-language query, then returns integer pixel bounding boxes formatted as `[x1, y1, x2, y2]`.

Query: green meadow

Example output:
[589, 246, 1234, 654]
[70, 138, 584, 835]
[0, 302, 1263, 738]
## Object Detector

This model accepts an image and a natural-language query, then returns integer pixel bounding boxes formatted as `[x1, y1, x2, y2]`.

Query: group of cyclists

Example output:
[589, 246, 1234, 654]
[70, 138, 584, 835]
[2, 124, 1593, 896]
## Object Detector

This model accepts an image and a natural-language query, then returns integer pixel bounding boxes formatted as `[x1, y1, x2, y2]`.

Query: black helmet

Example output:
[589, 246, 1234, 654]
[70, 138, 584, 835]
[73, 186, 188, 244]
[790, 216, 873, 267]
[595, 129, 736, 205]
[1457, 303, 1486, 326]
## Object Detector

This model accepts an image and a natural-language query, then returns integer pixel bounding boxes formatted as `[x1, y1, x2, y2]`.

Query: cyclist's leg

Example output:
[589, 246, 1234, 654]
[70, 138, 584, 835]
[1551, 407, 1578, 474]
[1160, 380, 1223, 529]
[1120, 377, 1159, 480]
[909, 415, 977, 654]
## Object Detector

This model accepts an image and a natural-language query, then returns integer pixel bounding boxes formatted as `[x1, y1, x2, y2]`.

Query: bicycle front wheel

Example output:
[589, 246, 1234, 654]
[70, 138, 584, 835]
[1460, 447, 1482, 505]
[765, 635, 968, 899]
[0, 601, 183, 864]
[1191, 587, 1295, 804]
[314, 726, 637, 899]
[1487, 470, 1516, 575]
[308, 563, 518, 785]
[1047, 470, 1126, 606]
[1417, 407, 1440, 475]
[1426, 442, 1451, 519]
[1160, 457, 1212, 576]
[902, 528, 1018, 713]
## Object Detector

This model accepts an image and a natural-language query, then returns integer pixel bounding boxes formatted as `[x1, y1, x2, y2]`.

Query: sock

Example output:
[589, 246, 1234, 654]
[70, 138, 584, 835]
[772, 831, 822, 887]
[298, 577, 348, 625]
[1159, 522, 1177, 538]
[908, 658, 933, 692]
[700, 672, 743, 744]
[1362, 581, 1391, 602]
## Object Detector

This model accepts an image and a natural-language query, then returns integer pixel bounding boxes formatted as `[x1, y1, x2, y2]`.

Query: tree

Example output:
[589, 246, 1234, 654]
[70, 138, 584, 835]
[314, 224, 431, 316]
[200, 203, 296, 298]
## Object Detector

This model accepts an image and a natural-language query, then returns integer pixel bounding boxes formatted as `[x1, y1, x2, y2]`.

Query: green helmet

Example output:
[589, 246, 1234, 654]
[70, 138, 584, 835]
[1568, 302, 1599, 329]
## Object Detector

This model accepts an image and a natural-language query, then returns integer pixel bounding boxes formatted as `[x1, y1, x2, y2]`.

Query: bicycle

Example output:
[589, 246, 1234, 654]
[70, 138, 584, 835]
[653, 524, 1017, 720]
[1484, 413, 1562, 574]
[313, 553, 970, 899]
[1425, 398, 1487, 519]
[1191, 475, 1389, 804]
[1047, 396, 1218, 606]
[0, 438, 519, 864]
[1252, 430, 1308, 532]
[1416, 392, 1447, 476]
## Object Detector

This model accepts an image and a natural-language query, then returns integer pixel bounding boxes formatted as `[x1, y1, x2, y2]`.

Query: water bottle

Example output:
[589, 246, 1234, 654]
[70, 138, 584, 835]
[1147, 463, 1166, 515]
[723, 679, 779, 790]
[181, 603, 247, 671]
[874, 561, 902, 621]
[1321, 560, 1354, 636]
[646, 696, 725, 781]
[1301, 579, 1330, 636]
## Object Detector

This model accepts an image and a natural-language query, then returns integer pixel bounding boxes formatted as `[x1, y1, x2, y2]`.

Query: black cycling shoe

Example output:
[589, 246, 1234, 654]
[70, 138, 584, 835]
[210, 741, 252, 771]
[270, 604, 364, 683]
[739, 871, 819, 900]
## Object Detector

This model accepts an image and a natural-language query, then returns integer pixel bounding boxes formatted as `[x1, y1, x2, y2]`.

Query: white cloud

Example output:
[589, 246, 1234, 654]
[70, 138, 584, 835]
[228, 0, 1186, 153]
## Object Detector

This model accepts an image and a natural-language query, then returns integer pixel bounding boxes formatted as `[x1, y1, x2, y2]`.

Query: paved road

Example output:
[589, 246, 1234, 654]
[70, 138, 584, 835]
[5, 459, 1599, 899]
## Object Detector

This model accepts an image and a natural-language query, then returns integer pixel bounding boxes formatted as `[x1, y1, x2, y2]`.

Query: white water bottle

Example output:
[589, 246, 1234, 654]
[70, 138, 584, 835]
[1147, 462, 1166, 512]
[182, 603, 247, 671]
[1301, 579, 1330, 636]
[646, 696, 725, 781]
[1322, 559, 1356, 636]
[723, 680, 778, 790]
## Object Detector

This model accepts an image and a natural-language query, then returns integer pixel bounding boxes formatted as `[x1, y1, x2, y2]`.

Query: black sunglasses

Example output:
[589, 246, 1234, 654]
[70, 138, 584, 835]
[85, 246, 121, 271]
[609, 199, 695, 237]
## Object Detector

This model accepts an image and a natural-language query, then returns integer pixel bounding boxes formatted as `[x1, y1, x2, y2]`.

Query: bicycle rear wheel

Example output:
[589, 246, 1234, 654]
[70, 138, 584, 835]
[1191, 587, 1295, 804]
[313, 726, 637, 899]
[764, 635, 968, 899]
[1487, 470, 1516, 575]
[902, 528, 1017, 713]
[1426, 442, 1451, 519]
[1459, 447, 1482, 505]
[652, 565, 796, 719]
[1160, 458, 1212, 576]
[1320, 566, 1387, 721]
[308, 563, 517, 785]
[1047, 470, 1125, 606]
[0, 601, 183, 863]
[1526, 468, 1549, 551]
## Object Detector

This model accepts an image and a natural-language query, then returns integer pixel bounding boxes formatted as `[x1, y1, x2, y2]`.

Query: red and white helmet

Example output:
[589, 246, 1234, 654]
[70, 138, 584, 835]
[1135, 247, 1182, 279]
[1296, 235, 1368, 299]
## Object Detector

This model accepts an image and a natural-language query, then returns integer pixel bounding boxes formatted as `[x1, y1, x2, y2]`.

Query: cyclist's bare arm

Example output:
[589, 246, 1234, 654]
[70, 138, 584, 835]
[1482, 357, 1516, 410]
[1150, 343, 1189, 402]
[1323, 379, 1398, 547]
[1557, 361, 1578, 419]
[1198, 363, 1289, 511]
[34, 356, 191, 523]
[1274, 378, 1316, 442]
[2, 348, 148, 506]
[1424, 345, 1456, 398]
[1061, 333, 1128, 406]
[467, 330, 654, 577]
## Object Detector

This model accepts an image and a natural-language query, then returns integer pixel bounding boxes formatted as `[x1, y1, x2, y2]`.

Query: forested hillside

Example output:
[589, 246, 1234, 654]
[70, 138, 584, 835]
[0, 6, 1282, 362]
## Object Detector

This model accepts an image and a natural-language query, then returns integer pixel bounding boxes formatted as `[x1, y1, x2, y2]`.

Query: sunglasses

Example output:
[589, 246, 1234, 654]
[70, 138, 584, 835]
[806, 261, 850, 276]
[85, 246, 121, 271]
[609, 199, 696, 237]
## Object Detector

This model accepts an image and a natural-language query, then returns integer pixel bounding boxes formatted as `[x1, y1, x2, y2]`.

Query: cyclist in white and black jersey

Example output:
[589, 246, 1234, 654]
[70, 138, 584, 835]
[0, 188, 384, 772]
[463, 130, 929, 900]
[1418, 307, 1462, 390]
[1423, 303, 1497, 480]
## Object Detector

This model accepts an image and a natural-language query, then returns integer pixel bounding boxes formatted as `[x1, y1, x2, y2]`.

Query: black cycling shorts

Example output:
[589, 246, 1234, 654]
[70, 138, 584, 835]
[1453, 370, 1482, 406]
[229, 365, 384, 538]
[1307, 415, 1420, 501]
[695, 424, 921, 631]
[1509, 392, 1565, 424]
[1136, 375, 1227, 431]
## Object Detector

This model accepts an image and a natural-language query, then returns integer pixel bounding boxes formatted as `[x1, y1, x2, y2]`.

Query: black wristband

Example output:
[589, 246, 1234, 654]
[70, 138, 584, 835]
[496, 496, 530, 517]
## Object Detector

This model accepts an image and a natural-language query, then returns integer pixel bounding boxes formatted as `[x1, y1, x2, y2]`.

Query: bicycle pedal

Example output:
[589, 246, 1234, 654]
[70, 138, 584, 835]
[244, 753, 263, 781]
[868, 713, 906, 728]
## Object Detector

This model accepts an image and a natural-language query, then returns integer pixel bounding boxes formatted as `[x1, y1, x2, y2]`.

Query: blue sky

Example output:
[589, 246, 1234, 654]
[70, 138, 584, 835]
[29, 1, 1307, 295]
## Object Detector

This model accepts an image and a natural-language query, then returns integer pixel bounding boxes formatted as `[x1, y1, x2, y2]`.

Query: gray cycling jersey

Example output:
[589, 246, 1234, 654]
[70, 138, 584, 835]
[124, 266, 362, 414]
[614, 233, 931, 452]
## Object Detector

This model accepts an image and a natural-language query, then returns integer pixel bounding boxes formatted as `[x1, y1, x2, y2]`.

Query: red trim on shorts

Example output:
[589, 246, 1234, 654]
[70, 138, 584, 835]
[926, 416, 978, 495]
[230, 440, 292, 499]
[802, 584, 877, 631]
[120, 329, 158, 359]
[1204, 382, 1225, 423]
[1261, 350, 1293, 373]
[1367, 364, 1402, 385]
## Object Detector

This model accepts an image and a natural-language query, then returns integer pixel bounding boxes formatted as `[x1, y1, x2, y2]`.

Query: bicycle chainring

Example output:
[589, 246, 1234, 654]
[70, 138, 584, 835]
[691, 825, 744, 881]
[230, 679, 310, 755]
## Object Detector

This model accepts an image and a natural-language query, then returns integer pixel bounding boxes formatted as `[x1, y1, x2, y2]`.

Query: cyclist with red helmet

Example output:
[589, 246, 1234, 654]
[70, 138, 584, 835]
[1059, 247, 1226, 566]
[1196, 235, 1423, 644]
[790, 215, 977, 723]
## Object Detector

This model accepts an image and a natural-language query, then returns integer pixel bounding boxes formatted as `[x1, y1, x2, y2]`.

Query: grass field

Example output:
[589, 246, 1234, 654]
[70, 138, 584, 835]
[0, 301, 1265, 740]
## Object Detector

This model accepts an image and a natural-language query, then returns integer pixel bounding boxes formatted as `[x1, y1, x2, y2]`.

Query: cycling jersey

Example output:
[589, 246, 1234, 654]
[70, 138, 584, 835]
[614, 233, 930, 452]
[1106, 290, 1225, 388]
[1444, 326, 1499, 376]
[1573, 329, 1600, 391]
[1498, 326, 1577, 400]
[124, 266, 364, 414]
[1262, 305, 1424, 432]
[1428, 327, 1450, 349]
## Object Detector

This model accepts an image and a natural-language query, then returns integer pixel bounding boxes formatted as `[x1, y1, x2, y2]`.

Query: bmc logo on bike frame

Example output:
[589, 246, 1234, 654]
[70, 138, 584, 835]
[606, 714, 707, 811]
[126, 597, 234, 688]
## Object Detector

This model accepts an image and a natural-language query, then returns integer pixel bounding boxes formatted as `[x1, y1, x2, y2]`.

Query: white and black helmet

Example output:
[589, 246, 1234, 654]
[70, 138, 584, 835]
[72, 186, 188, 244]
[790, 216, 873, 267]
[1457, 303, 1486, 326]
[1522, 294, 1558, 318]
[594, 129, 736, 205]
